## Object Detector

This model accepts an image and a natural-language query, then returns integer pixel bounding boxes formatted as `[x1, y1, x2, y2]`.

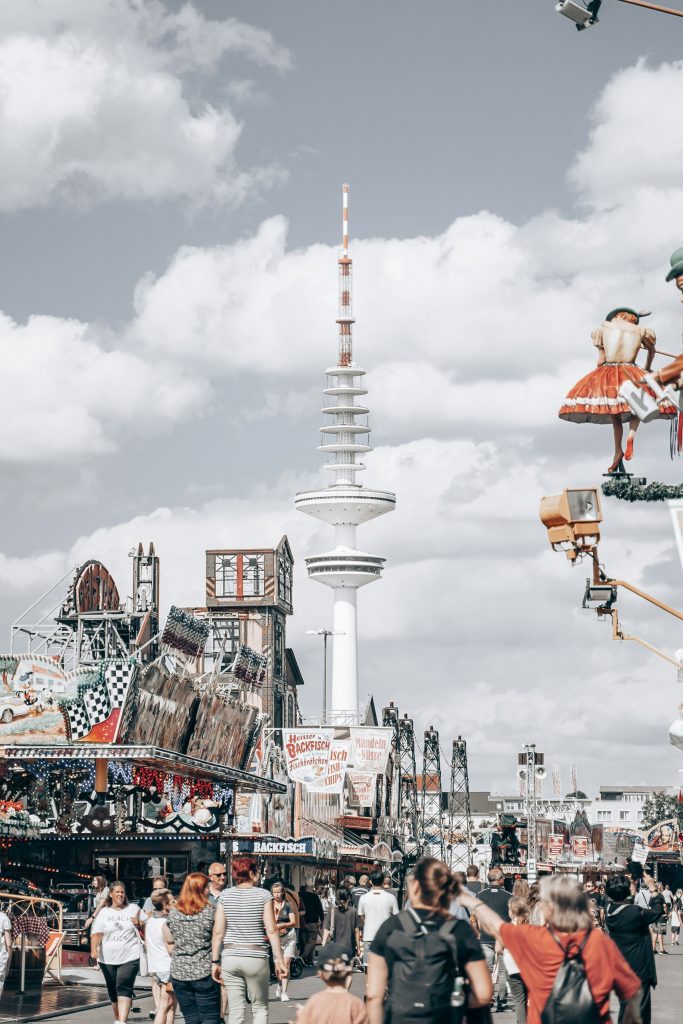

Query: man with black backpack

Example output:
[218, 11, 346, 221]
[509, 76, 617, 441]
[458, 875, 643, 1024]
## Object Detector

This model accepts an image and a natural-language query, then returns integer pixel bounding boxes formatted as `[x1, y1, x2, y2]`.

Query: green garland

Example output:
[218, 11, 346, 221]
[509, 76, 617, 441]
[602, 480, 683, 502]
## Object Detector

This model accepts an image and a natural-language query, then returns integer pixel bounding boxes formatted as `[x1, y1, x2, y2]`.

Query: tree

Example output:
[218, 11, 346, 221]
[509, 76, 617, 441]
[565, 790, 587, 799]
[641, 792, 680, 829]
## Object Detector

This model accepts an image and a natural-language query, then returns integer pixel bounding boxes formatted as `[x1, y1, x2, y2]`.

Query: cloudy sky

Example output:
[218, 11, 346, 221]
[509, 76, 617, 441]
[3, 0, 683, 798]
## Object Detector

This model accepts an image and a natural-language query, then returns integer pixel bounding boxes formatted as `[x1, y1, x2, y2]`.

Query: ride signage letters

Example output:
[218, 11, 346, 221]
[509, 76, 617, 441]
[232, 837, 314, 856]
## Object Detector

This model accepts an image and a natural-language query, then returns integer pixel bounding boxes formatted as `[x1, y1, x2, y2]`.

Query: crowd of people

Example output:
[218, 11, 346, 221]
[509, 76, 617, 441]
[83, 858, 681, 1024]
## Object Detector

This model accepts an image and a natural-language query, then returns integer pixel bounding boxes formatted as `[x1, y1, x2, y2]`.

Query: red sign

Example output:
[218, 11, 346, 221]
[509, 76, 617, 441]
[339, 815, 373, 831]
[572, 836, 589, 860]
[548, 834, 564, 861]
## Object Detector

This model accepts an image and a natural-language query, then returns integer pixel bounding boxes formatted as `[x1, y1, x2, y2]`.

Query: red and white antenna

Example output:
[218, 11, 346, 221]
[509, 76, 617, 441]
[337, 183, 355, 367]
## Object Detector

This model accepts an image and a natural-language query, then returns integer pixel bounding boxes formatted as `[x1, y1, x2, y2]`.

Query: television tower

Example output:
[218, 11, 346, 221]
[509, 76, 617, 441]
[295, 185, 396, 715]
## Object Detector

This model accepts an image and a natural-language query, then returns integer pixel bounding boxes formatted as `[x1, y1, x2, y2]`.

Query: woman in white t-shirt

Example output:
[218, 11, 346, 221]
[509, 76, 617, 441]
[0, 910, 12, 997]
[145, 890, 177, 1024]
[91, 882, 142, 1024]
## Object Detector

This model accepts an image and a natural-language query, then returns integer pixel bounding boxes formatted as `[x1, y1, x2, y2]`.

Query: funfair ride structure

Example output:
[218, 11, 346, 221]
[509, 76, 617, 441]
[295, 186, 396, 717]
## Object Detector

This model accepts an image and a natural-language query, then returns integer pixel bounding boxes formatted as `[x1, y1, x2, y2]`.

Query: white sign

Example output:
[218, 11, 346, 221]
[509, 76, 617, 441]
[527, 857, 537, 881]
[350, 727, 392, 773]
[347, 770, 377, 808]
[306, 740, 350, 794]
[631, 840, 648, 864]
[282, 729, 334, 786]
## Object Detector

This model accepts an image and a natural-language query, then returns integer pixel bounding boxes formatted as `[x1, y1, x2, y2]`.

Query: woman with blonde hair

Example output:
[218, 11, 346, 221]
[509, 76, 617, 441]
[459, 875, 642, 1024]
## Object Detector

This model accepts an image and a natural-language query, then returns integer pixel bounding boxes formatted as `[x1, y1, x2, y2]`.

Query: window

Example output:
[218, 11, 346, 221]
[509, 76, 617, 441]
[243, 555, 265, 597]
[205, 617, 240, 672]
[597, 810, 612, 821]
[274, 617, 284, 678]
[278, 556, 292, 606]
[619, 810, 630, 821]
[287, 693, 295, 726]
[274, 692, 283, 730]
[215, 555, 237, 597]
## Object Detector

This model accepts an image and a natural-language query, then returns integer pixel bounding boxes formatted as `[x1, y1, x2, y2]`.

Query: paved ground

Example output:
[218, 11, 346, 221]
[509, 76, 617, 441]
[2, 942, 682, 1022]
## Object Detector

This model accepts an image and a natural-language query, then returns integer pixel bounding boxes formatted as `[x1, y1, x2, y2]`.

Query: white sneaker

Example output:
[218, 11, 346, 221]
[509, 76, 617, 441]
[274, 985, 280, 999]
[281, 993, 290, 1001]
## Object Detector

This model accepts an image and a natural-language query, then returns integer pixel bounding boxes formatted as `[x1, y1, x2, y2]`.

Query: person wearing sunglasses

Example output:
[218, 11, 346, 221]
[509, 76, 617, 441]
[207, 864, 229, 1019]
[207, 865, 228, 907]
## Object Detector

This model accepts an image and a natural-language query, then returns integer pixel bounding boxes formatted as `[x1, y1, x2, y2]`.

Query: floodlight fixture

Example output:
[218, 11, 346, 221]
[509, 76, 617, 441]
[539, 488, 602, 561]
[582, 581, 617, 609]
[556, 0, 602, 29]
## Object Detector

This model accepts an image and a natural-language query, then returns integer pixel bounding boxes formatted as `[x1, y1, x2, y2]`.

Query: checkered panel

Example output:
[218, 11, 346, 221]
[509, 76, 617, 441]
[104, 662, 134, 709]
[60, 698, 91, 741]
[80, 678, 111, 727]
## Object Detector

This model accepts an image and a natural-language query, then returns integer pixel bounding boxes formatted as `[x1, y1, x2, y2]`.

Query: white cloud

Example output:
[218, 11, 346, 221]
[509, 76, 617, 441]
[0, 311, 205, 463]
[2, 435, 681, 792]
[0, 1, 288, 210]
[5, 53, 683, 790]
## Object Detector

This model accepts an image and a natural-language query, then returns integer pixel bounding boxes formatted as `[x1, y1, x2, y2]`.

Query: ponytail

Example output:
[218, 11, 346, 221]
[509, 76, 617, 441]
[412, 857, 458, 916]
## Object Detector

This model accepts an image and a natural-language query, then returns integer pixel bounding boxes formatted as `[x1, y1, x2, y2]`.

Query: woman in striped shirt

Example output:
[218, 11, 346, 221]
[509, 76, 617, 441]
[220, 857, 285, 1024]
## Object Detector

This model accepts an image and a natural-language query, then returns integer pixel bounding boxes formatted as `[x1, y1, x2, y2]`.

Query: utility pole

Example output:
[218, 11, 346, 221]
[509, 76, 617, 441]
[448, 737, 474, 871]
[420, 726, 444, 860]
[305, 629, 343, 723]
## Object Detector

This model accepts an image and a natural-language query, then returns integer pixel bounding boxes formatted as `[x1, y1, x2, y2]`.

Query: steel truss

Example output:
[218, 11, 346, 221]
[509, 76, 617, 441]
[420, 726, 444, 859]
[448, 736, 473, 870]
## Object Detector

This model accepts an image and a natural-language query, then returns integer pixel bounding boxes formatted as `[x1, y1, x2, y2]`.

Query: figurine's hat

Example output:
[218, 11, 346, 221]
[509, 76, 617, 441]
[666, 247, 683, 282]
[605, 307, 651, 322]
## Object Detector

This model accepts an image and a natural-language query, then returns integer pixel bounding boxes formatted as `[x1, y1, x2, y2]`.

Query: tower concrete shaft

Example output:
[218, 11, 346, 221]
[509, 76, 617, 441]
[295, 185, 396, 716]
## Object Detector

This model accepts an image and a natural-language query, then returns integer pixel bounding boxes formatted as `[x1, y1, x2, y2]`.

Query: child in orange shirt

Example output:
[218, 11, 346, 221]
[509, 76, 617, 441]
[296, 943, 367, 1024]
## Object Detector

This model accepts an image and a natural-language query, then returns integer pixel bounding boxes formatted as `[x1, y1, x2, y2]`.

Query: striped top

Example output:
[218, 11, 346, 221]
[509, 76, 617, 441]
[220, 886, 271, 959]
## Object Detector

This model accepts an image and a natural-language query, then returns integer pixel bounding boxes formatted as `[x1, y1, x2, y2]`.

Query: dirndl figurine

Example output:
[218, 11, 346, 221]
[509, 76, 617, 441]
[559, 307, 676, 473]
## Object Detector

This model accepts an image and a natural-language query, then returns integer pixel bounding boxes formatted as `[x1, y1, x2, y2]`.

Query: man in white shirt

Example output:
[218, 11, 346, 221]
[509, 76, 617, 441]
[358, 870, 398, 967]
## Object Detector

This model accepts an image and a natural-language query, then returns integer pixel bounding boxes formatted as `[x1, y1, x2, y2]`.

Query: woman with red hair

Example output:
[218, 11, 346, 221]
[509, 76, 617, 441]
[220, 857, 286, 1022]
[162, 873, 226, 1024]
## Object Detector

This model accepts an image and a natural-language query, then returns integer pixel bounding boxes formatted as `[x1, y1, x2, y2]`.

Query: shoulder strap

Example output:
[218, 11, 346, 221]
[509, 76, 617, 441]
[546, 925, 592, 959]
[398, 908, 425, 935]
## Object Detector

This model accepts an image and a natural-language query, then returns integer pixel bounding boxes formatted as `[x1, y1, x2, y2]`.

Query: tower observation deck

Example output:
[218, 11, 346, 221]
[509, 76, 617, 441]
[295, 185, 396, 715]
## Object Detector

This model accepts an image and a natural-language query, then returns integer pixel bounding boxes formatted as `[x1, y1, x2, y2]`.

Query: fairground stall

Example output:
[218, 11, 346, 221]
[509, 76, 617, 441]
[0, 645, 285, 963]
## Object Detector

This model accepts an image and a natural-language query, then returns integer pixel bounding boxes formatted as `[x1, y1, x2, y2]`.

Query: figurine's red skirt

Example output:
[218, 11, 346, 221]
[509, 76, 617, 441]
[559, 362, 677, 423]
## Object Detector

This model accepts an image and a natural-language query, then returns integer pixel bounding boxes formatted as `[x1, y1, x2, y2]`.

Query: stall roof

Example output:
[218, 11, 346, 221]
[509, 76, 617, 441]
[0, 745, 286, 794]
[299, 817, 393, 864]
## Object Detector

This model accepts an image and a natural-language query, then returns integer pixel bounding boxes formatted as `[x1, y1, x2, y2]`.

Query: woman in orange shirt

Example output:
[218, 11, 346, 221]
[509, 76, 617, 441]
[458, 875, 642, 1024]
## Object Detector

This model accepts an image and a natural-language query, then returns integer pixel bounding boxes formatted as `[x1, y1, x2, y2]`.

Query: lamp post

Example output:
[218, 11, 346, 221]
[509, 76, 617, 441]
[305, 629, 344, 724]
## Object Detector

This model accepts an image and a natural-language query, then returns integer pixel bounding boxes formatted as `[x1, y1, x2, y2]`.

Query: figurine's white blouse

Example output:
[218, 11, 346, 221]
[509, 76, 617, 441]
[591, 320, 655, 364]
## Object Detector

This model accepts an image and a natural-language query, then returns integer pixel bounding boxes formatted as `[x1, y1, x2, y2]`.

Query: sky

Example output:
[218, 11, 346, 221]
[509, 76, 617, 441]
[2, 0, 683, 798]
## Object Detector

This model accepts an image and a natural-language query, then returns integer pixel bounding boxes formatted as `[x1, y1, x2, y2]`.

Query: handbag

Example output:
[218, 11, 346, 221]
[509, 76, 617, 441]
[138, 937, 149, 978]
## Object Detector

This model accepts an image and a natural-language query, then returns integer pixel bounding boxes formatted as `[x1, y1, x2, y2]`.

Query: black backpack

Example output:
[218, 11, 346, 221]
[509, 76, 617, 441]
[541, 928, 602, 1024]
[385, 909, 464, 1021]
